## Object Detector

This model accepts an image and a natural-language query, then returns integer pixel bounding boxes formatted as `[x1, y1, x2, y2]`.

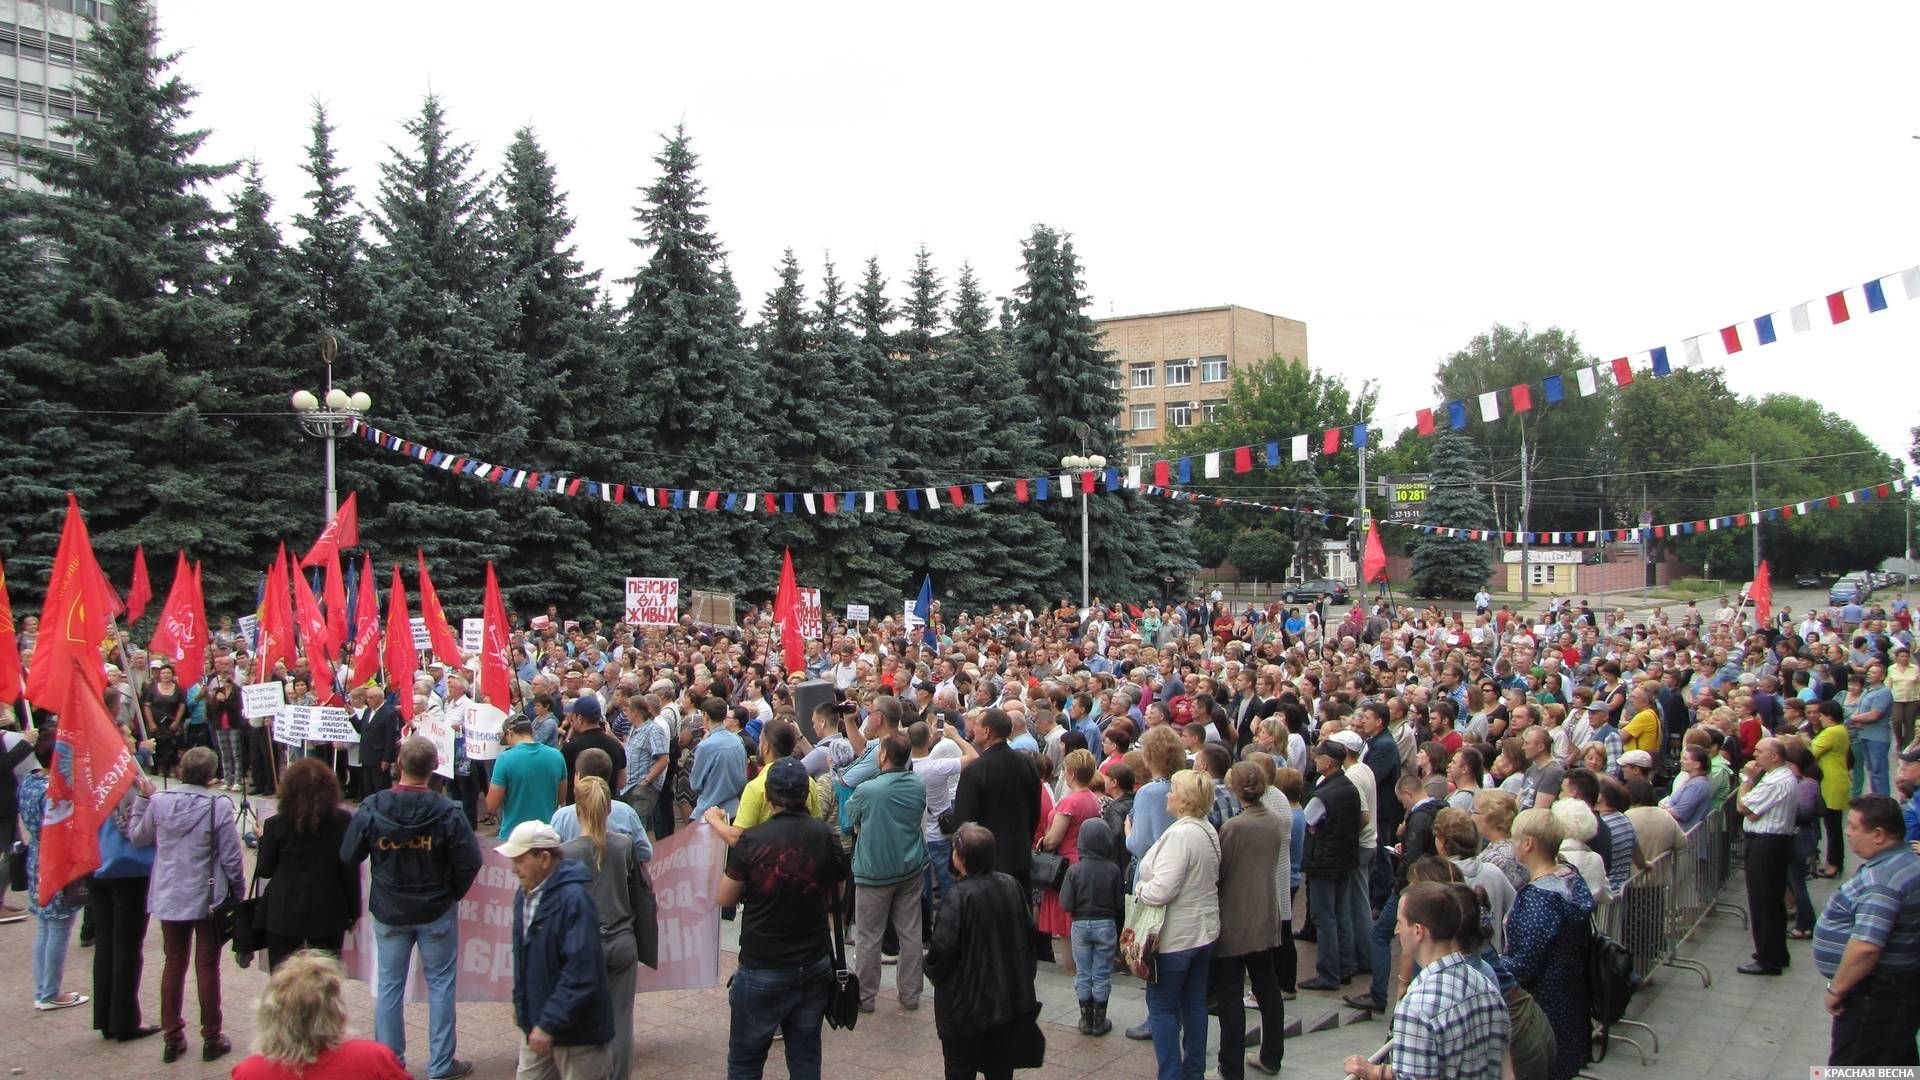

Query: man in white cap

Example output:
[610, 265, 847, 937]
[498, 821, 613, 1080]
[1617, 749, 1655, 786]
[1330, 727, 1377, 965]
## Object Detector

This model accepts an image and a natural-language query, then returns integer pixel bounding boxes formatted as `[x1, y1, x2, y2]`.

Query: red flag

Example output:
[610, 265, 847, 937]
[773, 548, 805, 677]
[148, 552, 198, 673]
[125, 545, 152, 624]
[298, 492, 360, 568]
[36, 650, 138, 905]
[415, 551, 463, 663]
[1127, 603, 1144, 618]
[383, 565, 419, 722]
[1751, 560, 1773, 626]
[1416, 408, 1435, 436]
[1323, 428, 1341, 456]
[1510, 384, 1533, 413]
[256, 544, 296, 684]
[480, 562, 513, 707]
[1610, 357, 1635, 386]
[1362, 522, 1388, 584]
[0, 554, 23, 705]
[322, 549, 348, 655]
[1233, 446, 1252, 474]
[183, 562, 208, 686]
[293, 561, 332, 692]
[24, 494, 116, 709]
[348, 554, 383, 688]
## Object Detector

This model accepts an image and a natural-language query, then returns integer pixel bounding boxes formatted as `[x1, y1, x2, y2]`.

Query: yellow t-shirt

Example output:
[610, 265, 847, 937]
[732, 768, 826, 829]
[1622, 708, 1661, 754]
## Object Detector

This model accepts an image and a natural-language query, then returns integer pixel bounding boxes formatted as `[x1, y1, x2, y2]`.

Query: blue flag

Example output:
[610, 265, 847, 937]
[914, 575, 937, 649]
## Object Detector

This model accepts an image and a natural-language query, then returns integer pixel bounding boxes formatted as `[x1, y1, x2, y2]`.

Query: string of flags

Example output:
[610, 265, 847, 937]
[352, 261, 1917, 502]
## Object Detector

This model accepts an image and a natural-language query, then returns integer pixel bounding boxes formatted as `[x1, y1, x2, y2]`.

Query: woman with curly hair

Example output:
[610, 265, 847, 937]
[256, 758, 361, 970]
[231, 950, 406, 1079]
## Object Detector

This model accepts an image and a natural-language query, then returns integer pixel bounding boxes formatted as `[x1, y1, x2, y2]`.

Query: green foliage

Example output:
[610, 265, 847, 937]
[1409, 431, 1495, 597]
[1228, 528, 1294, 581]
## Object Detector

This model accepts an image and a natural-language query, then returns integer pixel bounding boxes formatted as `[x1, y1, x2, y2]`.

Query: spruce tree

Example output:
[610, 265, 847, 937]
[1, 0, 258, 605]
[1012, 226, 1194, 604]
[352, 94, 526, 612]
[1409, 430, 1496, 598]
[493, 126, 626, 614]
[620, 126, 772, 597]
[291, 102, 373, 352]
[856, 257, 920, 603]
[887, 250, 980, 603]
[0, 189, 63, 591]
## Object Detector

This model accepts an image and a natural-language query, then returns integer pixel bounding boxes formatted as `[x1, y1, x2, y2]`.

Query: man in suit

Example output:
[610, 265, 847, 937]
[944, 707, 1041, 892]
[361, 684, 404, 798]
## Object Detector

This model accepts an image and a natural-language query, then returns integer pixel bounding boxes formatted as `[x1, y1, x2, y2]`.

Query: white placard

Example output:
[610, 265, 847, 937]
[273, 704, 310, 746]
[413, 707, 456, 779]
[903, 601, 923, 632]
[465, 702, 506, 761]
[306, 706, 358, 744]
[796, 587, 822, 641]
[625, 577, 680, 627]
[462, 618, 484, 655]
[1501, 549, 1582, 565]
[846, 604, 869, 623]
[410, 616, 431, 651]
[242, 681, 286, 723]
[238, 614, 260, 653]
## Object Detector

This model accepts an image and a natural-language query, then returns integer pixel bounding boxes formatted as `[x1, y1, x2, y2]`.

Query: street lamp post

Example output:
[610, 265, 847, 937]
[289, 336, 372, 527]
[1061, 422, 1105, 615]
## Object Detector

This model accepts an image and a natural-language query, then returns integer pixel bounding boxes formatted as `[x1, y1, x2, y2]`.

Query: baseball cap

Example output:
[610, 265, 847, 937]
[1330, 730, 1367, 759]
[1313, 740, 1349, 763]
[1900, 746, 1920, 765]
[566, 696, 603, 722]
[764, 758, 811, 807]
[1618, 750, 1655, 769]
[505, 715, 534, 734]
[495, 821, 563, 858]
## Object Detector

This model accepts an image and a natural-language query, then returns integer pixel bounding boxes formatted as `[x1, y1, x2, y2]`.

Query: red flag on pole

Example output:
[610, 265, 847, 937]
[293, 560, 332, 694]
[298, 492, 360, 568]
[125, 545, 152, 624]
[383, 564, 419, 722]
[480, 562, 513, 708]
[183, 561, 208, 686]
[0, 555, 24, 705]
[36, 649, 138, 905]
[1751, 560, 1772, 626]
[322, 549, 348, 656]
[256, 544, 296, 684]
[348, 554, 383, 688]
[148, 551, 196, 667]
[1362, 521, 1389, 585]
[24, 494, 116, 709]
[415, 551, 463, 664]
[773, 548, 805, 678]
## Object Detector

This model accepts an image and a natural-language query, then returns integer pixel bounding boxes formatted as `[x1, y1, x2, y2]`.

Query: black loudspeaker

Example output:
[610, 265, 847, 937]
[791, 679, 838, 743]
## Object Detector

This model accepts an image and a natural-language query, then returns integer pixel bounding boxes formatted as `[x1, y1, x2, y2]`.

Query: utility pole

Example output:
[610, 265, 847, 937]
[1751, 453, 1761, 572]
[1519, 423, 1531, 605]
[1642, 482, 1650, 594]
[1356, 444, 1368, 595]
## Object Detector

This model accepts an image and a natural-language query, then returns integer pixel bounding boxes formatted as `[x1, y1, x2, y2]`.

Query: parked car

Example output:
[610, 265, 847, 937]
[1830, 578, 1866, 605]
[1794, 574, 1825, 589]
[1283, 579, 1351, 605]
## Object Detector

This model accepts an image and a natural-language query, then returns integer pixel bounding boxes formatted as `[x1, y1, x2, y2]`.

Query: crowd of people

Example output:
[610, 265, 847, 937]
[5, 582, 1920, 1078]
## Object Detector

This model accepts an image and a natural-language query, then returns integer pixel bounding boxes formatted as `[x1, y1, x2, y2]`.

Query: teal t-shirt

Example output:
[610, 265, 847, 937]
[491, 740, 567, 836]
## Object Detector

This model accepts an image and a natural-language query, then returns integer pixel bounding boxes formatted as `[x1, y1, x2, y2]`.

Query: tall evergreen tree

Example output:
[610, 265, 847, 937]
[856, 257, 920, 602]
[291, 102, 373, 348]
[350, 94, 525, 612]
[1409, 430, 1495, 598]
[888, 250, 980, 601]
[0, 0, 265, 605]
[620, 126, 772, 596]
[1012, 226, 1194, 604]
[493, 126, 626, 614]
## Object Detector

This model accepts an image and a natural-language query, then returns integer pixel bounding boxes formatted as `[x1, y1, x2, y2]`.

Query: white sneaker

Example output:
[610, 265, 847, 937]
[35, 992, 88, 1010]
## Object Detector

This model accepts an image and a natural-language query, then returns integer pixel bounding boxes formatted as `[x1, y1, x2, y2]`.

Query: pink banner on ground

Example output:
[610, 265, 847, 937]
[338, 823, 726, 1001]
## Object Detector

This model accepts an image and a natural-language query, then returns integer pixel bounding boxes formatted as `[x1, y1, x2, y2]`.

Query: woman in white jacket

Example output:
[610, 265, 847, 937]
[1549, 796, 1612, 902]
[1130, 770, 1221, 1080]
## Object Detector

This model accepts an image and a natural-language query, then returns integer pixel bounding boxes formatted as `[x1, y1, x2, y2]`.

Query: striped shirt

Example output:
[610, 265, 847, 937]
[1813, 846, 1920, 977]
[1738, 766, 1797, 835]
[1599, 810, 1637, 891]
[1389, 950, 1511, 1080]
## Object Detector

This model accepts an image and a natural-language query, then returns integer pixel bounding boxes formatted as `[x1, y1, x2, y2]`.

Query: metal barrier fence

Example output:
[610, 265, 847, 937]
[1345, 800, 1751, 1077]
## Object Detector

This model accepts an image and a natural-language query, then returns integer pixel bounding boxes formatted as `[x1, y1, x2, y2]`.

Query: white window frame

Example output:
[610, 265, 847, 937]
[1130, 405, 1157, 431]
[1167, 403, 1194, 428]
[1528, 564, 1557, 586]
[1200, 400, 1223, 424]
[1166, 358, 1194, 387]
[1131, 451, 1154, 469]
[1130, 363, 1155, 389]
[1200, 355, 1229, 383]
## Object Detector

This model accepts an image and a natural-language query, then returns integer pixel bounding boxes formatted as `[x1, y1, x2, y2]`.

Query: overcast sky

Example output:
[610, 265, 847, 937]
[157, 1, 1920, 469]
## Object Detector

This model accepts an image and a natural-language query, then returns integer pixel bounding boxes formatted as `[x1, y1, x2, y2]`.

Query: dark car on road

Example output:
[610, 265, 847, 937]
[1795, 574, 1824, 589]
[1283, 579, 1351, 605]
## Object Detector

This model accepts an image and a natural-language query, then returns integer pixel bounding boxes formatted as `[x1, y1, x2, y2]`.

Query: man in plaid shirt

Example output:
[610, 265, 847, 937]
[1343, 882, 1509, 1080]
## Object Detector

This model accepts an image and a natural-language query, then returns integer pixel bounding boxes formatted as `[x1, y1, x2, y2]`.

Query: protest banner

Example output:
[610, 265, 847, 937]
[691, 590, 734, 628]
[795, 587, 822, 641]
[409, 616, 431, 652]
[337, 824, 725, 1001]
[272, 705, 310, 746]
[461, 617, 484, 655]
[625, 577, 679, 627]
[305, 706, 358, 743]
[241, 680, 285, 724]
[413, 707, 456, 779]
[465, 702, 506, 761]
[845, 603, 869, 623]
[238, 613, 260, 653]
[530, 614, 552, 632]
[903, 600, 923, 632]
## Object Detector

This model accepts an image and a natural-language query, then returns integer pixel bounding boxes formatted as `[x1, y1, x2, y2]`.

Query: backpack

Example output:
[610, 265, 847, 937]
[1586, 926, 1639, 1062]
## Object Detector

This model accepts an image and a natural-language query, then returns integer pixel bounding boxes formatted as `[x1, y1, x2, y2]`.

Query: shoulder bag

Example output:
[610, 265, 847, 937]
[824, 881, 862, 1030]
[1029, 848, 1069, 891]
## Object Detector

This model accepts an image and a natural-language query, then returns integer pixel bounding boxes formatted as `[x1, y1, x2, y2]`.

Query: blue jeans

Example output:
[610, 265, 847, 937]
[728, 955, 831, 1080]
[924, 837, 953, 907]
[374, 907, 459, 1077]
[1306, 875, 1351, 984]
[1852, 738, 1889, 796]
[1147, 943, 1213, 1080]
[1072, 917, 1118, 1003]
[1343, 854, 1373, 976]
[1366, 890, 1400, 1005]
[34, 912, 75, 1003]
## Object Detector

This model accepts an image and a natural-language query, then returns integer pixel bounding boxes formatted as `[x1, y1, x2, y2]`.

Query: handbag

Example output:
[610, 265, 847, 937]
[229, 859, 268, 966]
[7, 840, 26, 893]
[201, 796, 240, 947]
[1029, 849, 1069, 891]
[95, 816, 156, 879]
[1006, 1004, 1048, 1068]
[1119, 893, 1168, 981]
[824, 884, 862, 1030]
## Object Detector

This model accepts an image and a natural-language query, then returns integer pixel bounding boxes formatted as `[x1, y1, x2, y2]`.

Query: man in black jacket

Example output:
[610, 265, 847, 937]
[359, 686, 404, 798]
[341, 736, 482, 1080]
[944, 707, 1041, 892]
[499, 822, 612, 1079]
[1347, 774, 1444, 1013]
[1297, 742, 1363, 991]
